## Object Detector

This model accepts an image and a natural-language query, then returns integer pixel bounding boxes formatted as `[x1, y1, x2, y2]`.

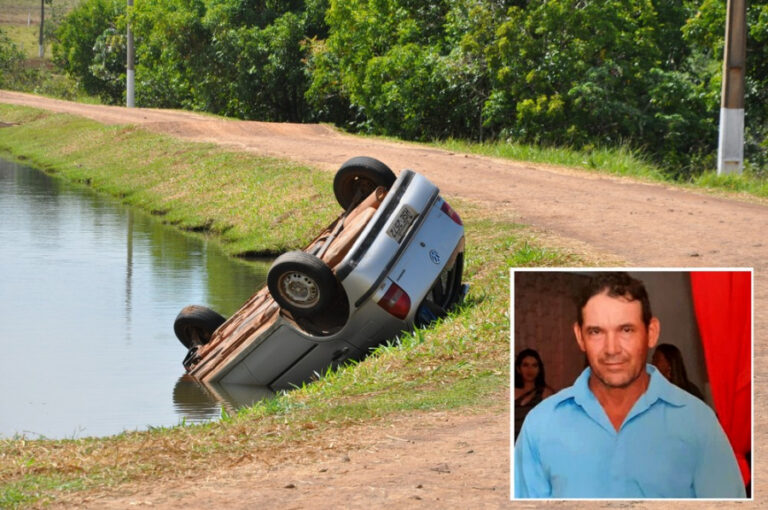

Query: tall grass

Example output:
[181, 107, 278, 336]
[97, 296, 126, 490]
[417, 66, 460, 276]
[435, 138, 768, 199]
[435, 138, 664, 179]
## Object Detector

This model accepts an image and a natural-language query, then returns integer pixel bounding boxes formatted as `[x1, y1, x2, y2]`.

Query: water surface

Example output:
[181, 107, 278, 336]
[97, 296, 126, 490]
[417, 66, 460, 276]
[0, 158, 272, 439]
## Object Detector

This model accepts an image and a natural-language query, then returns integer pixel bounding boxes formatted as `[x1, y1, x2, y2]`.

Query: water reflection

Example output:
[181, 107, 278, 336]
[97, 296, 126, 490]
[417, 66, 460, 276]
[0, 159, 272, 438]
[172, 376, 274, 421]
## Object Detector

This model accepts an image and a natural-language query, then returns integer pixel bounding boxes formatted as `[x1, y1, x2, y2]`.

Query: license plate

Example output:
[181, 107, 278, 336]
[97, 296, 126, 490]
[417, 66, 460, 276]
[387, 205, 418, 243]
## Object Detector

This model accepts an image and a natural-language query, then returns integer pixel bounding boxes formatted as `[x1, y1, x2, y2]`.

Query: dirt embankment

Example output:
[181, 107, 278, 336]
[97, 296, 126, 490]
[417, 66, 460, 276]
[1, 90, 764, 508]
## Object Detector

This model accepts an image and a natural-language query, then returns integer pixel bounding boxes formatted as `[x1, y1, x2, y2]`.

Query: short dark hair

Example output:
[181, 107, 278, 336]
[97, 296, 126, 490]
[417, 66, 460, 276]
[576, 272, 652, 327]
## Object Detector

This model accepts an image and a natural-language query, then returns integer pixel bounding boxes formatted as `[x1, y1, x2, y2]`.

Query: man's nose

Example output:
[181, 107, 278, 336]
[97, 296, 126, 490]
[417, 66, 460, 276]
[605, 332, 621, 355]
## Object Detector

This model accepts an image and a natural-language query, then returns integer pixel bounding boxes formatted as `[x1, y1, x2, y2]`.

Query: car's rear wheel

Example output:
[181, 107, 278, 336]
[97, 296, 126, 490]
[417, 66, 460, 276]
[174, 305, 227, 349]
[267, 251, 338, 317]
[334, 156, 397, 210]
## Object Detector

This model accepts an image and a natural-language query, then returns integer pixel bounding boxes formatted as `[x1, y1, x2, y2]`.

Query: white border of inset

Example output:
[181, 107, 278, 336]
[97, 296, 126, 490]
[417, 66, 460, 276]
[509, 267, 754, 501]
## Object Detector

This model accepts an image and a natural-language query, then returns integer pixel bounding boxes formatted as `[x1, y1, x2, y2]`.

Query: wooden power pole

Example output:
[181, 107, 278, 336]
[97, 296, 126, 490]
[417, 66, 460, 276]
[126, 0, 135, 108]
[38, 0, 44, 57]
[717, 0, 747, 174]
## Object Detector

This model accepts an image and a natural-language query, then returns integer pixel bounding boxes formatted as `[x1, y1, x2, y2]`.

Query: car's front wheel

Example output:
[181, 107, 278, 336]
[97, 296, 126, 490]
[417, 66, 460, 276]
[267, 251, 338, 317]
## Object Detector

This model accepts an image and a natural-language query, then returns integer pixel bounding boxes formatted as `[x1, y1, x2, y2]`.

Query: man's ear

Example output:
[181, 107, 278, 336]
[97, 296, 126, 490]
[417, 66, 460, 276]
[647, 317, 660, 348]
[573, 322, 586, 352]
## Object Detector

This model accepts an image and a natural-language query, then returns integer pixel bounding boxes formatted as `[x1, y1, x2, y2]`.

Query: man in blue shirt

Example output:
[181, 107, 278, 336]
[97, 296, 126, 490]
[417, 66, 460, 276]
[514, 272, 745, 498]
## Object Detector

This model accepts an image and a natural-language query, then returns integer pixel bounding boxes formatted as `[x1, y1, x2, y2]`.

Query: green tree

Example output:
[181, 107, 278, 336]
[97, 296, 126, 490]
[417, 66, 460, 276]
[195, 1, 322, 120]
[130, 0, 208, 108]
[89, 27, 127, 104]
[488, 0, 662, 144]
[131, 0, 323, 118]
[307, 0, 499, 139]
[53, 0, 124, 99]
[486, 0, 713, 176]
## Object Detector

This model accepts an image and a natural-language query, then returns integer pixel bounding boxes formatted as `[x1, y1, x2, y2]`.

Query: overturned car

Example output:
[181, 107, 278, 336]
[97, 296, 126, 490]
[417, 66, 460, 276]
[174, 156, 466, 390]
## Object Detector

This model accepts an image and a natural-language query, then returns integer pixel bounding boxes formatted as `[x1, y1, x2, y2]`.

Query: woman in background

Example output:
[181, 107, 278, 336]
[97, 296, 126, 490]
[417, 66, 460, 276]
[514, 348, 554, 441]
[652, 343, 706, 402]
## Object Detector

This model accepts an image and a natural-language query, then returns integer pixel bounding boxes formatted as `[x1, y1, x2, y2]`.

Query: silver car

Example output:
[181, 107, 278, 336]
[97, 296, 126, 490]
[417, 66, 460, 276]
[174, 157, 466, 390]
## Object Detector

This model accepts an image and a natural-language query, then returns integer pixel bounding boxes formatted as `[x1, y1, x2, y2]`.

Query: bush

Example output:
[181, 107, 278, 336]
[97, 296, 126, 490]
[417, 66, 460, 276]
[0, 29, 33, 89]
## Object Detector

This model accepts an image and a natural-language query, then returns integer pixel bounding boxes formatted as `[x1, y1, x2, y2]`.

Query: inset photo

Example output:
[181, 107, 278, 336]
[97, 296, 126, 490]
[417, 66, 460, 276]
[511, 269, 752, 500]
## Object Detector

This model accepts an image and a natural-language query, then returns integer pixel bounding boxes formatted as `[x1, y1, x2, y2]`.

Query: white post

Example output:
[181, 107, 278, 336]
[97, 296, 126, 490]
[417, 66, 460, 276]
[127, 69, 135, 108]
[718, 108, 745, 174]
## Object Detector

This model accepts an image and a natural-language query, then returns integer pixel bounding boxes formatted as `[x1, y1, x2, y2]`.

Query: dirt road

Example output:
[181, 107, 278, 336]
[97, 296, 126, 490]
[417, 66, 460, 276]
[1, 90, 764, 508]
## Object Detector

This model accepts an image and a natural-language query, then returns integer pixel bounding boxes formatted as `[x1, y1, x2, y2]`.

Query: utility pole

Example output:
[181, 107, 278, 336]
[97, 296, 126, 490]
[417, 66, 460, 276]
[38, 0, 44, 58]
[126, 0, 135, 108]
[717, 0, 747, 174]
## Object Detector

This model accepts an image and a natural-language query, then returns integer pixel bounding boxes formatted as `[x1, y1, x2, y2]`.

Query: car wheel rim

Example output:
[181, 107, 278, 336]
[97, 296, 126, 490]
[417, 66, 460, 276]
[279, 272, 320, 308]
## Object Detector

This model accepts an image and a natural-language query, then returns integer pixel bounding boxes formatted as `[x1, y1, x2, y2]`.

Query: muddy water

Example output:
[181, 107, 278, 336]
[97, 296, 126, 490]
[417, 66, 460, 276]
[0, 159, 273, 439]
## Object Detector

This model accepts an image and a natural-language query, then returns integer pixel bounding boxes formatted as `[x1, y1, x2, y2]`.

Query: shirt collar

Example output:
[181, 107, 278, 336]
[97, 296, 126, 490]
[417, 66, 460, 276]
[551, 364, 688, 431]
[638, 363, 689, 407]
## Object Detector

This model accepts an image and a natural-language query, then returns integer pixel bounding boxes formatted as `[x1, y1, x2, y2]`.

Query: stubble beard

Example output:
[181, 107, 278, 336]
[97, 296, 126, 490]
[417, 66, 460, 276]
[592, 359, 643, 390]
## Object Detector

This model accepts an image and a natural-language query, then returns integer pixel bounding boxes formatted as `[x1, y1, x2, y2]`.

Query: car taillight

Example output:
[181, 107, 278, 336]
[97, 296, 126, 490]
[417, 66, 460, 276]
[440, 200, 463, 225]
[377, 282, 411, 320]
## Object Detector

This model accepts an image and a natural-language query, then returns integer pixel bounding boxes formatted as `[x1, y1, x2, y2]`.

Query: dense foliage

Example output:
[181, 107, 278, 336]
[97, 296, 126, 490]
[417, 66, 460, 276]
[53, 0, 125, 101]
[485, 0, 715, 169]
[51, 0, 768, 177]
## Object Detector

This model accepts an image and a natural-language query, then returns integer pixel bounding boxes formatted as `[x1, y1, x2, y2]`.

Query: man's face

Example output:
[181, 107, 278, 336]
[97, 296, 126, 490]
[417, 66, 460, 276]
[574, 292, 660, 389]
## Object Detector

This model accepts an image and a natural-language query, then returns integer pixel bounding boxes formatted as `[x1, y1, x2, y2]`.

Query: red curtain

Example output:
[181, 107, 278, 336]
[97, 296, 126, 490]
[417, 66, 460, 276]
[690, 271, 752, 485]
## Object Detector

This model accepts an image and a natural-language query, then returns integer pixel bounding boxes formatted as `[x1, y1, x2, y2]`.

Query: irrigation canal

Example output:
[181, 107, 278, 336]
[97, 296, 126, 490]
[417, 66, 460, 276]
[0, 158, 273, 439]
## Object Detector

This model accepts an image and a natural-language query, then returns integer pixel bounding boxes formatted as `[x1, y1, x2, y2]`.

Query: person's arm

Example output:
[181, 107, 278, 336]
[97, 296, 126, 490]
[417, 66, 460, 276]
[692, 413, 746, 498]
[514, 420, 551, 498]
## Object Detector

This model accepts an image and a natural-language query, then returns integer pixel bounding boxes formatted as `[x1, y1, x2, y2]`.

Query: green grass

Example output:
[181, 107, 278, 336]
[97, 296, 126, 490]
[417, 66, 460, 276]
[0, 103, 584, 508]
[0, 0, 74, 58]
[693, 170, 768, 198]
[0, 104, 339, 256]
[1, 24, 40, 59]
[0, 0, 80, 25]
[434, 138, 665, 180]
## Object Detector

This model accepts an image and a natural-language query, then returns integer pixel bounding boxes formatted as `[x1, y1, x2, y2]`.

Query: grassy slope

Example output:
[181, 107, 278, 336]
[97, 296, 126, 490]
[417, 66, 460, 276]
[0, 104, 583, 508]
[0, 105, 341, 256]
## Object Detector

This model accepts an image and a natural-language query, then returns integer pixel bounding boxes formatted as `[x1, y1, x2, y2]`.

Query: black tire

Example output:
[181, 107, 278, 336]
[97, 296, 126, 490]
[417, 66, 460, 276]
[267, 251, 338, 317]
[333, 156, 397, 210]
[174, 305, 227, 350]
